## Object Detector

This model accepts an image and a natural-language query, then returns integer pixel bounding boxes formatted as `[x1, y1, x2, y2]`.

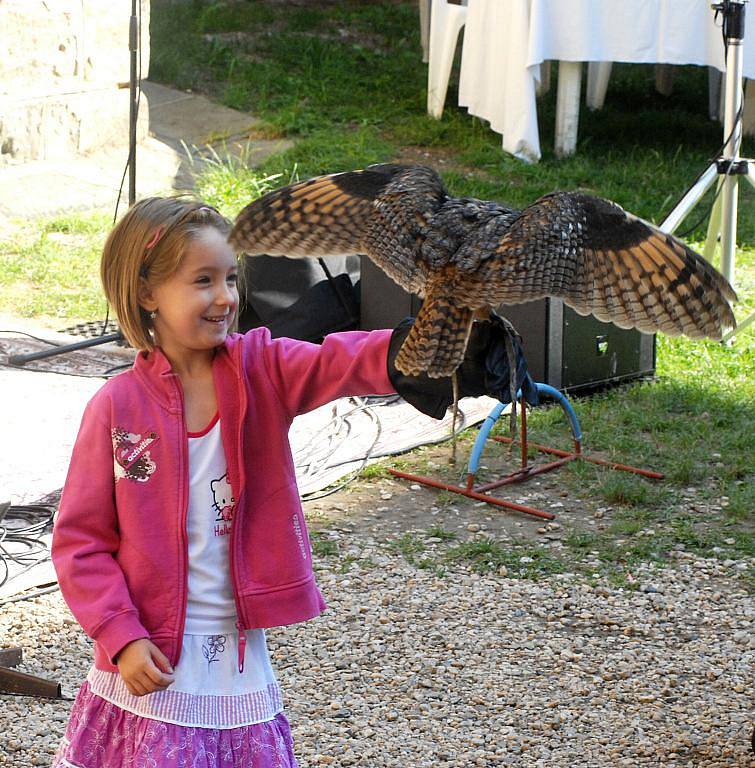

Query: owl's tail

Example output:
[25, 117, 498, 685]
[394, 294, 474, 378]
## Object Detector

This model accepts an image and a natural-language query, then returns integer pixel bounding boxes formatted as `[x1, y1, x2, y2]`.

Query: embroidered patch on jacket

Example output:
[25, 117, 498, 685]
[112, 427, 158, 483]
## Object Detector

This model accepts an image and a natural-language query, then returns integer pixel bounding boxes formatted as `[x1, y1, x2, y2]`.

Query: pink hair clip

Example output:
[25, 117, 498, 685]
[145, 227, 163, 250]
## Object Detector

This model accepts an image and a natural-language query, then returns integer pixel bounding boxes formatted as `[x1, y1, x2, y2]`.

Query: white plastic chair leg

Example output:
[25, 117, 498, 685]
[418, 0, 431, 64]
[654, 64, 675, 97]
[586, 62, 612, 110]
[536, 61, 552, 97]
[427, 0, 468, 119]
[555, 61, 582, 158]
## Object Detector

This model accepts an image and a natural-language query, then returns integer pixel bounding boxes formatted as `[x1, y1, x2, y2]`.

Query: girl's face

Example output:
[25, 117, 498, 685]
[141, 226, 239, 366]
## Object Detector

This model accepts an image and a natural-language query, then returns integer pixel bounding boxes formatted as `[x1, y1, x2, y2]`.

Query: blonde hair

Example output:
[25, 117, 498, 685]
[101, 197, 235, 351]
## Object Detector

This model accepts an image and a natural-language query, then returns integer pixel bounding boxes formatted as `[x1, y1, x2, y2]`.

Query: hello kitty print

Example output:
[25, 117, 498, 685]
[112, 427, 158, 483]
[211, 473, 235, 537]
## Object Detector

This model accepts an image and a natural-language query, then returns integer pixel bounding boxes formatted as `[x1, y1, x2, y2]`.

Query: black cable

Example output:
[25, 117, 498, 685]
[0, 505, 56, 599]
[0, 330, 63, 347]
[102, 363, 134, 376]
[0, 584, 59, 606]
[1, 363, 117, 379]
[674, 168, 727, 238]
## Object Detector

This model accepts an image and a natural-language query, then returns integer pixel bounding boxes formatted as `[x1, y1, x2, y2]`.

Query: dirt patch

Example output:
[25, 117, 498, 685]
[392, 145, 503, 184]
[303, 435, 622, 546]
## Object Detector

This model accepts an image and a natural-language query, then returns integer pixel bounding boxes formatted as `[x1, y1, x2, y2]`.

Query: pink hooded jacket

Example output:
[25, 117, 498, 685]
[52, 327, 394, 672]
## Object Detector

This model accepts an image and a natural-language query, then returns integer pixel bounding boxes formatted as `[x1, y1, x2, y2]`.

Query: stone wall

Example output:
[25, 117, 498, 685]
[0, 0, 150, 165]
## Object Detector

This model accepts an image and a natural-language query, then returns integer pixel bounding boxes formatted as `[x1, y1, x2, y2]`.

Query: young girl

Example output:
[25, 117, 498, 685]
[51, 196, 530, 767]
[50, 196, 401, 768]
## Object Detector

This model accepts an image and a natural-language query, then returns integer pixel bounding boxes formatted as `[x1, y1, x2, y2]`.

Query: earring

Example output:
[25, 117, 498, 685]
[150, 310, 157, 320]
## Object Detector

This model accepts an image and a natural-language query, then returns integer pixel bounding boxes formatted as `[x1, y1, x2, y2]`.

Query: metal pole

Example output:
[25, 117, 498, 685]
[128, 0, 138, 206]
[703, 177, 724, 262]
[8, 332, 124, 365]
[388, 468, 556, 520]
[493, 437, 666, 479]
[718, 2, 746, 287]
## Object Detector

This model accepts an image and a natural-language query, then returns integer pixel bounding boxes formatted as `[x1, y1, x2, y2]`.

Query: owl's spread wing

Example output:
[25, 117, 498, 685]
[229, 163, 447, 294]
[454, 192, 737, 340]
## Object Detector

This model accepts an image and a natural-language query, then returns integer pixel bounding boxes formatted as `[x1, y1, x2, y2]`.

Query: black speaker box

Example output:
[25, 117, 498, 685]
[360, 256, 656, 392]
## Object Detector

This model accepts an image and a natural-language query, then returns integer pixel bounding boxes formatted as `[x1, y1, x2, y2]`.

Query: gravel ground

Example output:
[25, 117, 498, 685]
[1, 532, 753, 768]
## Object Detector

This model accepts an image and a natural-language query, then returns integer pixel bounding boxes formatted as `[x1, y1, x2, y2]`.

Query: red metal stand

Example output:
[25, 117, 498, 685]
[389, 392, 664, 521]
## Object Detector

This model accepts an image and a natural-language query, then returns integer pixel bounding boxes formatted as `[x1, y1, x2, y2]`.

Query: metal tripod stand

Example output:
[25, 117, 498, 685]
[660, 0, 754, 339]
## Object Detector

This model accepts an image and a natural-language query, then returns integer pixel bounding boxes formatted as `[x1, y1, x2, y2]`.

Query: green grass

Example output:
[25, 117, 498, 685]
[0, 211, 111, 326]
[424, 526, 457, 542]
[189, 145, 293, 219]
[444, 538, 565, 578]
[387, 532, 427, 565]
[310, 530, 339, 559]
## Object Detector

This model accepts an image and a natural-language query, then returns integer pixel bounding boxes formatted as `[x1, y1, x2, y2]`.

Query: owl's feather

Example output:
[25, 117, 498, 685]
[229, 164, 737, 378]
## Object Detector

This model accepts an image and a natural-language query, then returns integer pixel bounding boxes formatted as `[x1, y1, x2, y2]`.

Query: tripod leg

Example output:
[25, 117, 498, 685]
[719, 173, 739, 286]
[703, 178, 724, 263]
[721, 311, 755, 343]
[660, 163, 718, 234]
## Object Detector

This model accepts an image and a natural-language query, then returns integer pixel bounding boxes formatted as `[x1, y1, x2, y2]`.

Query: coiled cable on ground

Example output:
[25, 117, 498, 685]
[0, 503, 57, 605]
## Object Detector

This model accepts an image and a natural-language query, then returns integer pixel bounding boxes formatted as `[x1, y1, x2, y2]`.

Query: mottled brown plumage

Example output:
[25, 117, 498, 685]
[229, 164, 737, 378]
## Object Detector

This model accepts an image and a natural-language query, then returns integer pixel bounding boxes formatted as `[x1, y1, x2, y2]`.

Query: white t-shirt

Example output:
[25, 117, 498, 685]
[185, 415, 239, 634]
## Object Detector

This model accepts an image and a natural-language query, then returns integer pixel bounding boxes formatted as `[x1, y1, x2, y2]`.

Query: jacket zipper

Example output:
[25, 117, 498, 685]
[229, 508, 247, 672]
[228, 352, 249, 673]
[173, 376, 190, 669]
[235, 619, 247, 673]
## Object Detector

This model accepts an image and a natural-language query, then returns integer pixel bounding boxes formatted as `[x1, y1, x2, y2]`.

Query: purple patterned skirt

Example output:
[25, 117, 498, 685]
[52, 681, 299, 768]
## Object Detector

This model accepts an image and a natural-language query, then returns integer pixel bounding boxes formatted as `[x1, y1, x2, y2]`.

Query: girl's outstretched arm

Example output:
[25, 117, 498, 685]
[261, 329, 394, 418]
[52, 399, 150, 665]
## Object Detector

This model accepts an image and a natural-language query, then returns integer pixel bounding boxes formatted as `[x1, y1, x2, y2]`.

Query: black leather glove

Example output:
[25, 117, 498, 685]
[387, 314, 539, 419]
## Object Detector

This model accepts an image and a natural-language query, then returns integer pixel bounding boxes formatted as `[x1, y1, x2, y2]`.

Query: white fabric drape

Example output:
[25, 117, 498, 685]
[457, 0, 755, 162]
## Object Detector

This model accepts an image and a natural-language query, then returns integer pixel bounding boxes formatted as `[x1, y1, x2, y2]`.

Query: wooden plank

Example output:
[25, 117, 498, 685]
[0, 665, 62, 699]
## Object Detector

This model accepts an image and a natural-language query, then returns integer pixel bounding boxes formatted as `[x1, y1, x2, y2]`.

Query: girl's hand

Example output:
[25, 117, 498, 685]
[116, 638, 176, 696]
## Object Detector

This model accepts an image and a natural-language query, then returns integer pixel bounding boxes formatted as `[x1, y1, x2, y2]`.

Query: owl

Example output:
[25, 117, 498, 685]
[229, 163, 737, 379]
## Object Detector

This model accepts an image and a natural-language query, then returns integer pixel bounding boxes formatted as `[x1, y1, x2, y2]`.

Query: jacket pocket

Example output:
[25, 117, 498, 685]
[237, 483, 314, 592]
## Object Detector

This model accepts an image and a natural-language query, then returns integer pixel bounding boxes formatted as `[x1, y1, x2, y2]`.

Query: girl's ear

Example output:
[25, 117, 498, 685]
[138, 279, 157, 313]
